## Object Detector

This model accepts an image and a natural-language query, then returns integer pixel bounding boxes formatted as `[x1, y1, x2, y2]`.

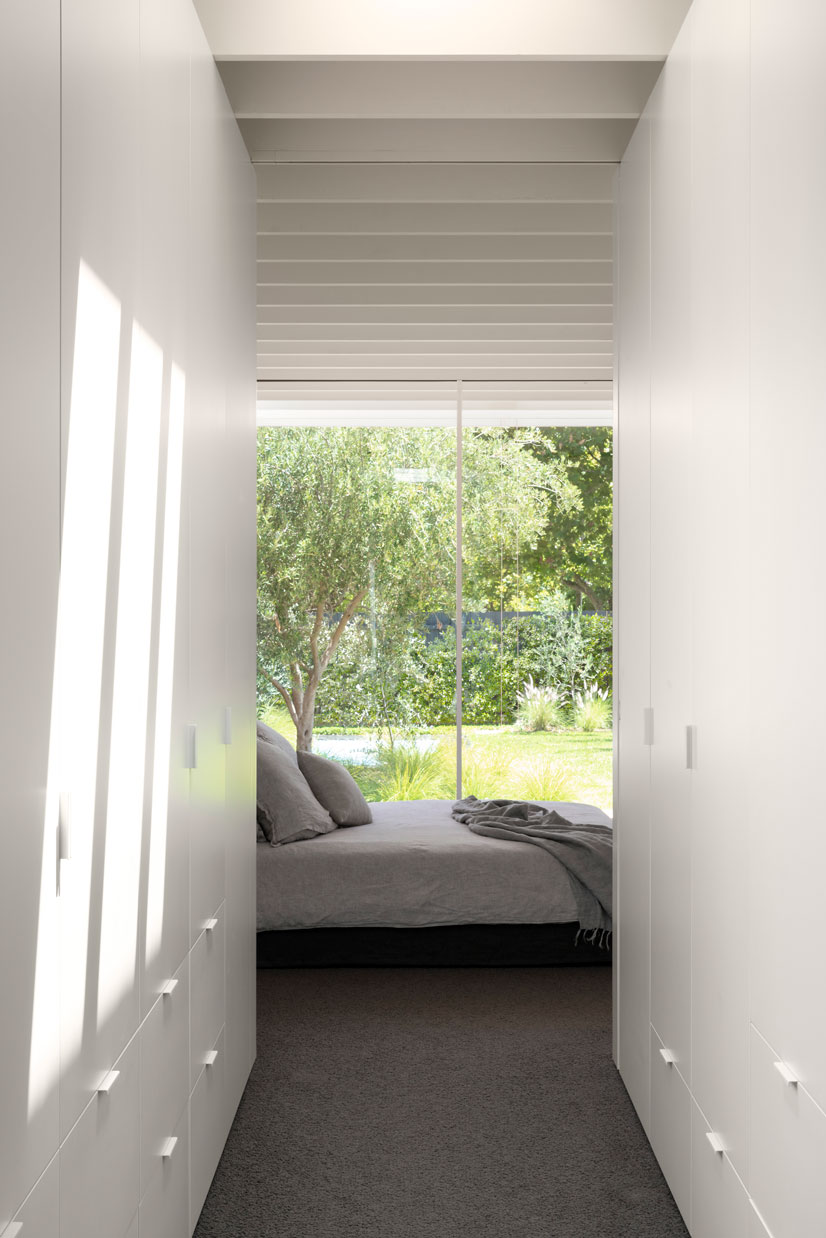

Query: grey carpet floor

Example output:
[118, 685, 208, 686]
[195, 967, 689, 1238]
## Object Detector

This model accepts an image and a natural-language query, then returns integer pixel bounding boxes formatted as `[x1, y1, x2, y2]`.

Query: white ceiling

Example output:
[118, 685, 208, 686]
[193, 0, 692, 398]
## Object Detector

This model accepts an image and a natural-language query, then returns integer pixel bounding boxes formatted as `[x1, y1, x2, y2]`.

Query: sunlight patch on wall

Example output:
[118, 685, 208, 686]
[98, 322, 164, 1029]
[145, 362, 186, 966]
[32, 261, 122, 1113]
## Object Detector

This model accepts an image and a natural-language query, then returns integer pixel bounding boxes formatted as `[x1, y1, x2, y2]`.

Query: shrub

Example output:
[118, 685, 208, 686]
[516, 677, 565, 732]
[518, 757, 577, 802]
[572, 684, 612, 732]
[373, 741, 455, 802]
[460, 744, 513, 800]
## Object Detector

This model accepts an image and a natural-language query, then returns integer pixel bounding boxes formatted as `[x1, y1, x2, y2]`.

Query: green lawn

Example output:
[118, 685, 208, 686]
[260, 707, 613, 814]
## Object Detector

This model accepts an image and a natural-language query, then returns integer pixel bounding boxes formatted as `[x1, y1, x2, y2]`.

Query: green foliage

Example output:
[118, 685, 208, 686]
[515, 677, 565, 732]
[460, 744, 514, 800]
[518, 427, 613, 611]
[519, 757, 577, 802]
[572, 685, 613, 732]
[371, 742, 455, 802]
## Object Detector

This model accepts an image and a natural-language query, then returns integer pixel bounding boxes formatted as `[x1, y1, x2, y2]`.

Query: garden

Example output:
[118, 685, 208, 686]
[257, 424, 614, 811]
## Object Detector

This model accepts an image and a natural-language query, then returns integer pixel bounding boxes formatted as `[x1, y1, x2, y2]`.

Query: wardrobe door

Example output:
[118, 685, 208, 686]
[59, 0, 144, 1144]
[138, 0, 194, 1020]
[688, 0, 750, 1181]
[0, 0, 61, 1224]
[615, 113, 653, 1132]
[9, 1157, 59, 1238]
[749, 0, 826, 1116]
[187, 23, 229, 944]
[647, 22, 693, 1083]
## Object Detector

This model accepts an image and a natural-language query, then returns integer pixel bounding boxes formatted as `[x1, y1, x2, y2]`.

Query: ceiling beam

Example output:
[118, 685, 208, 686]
[256, 323, 614, 341]
[256, 201, 613, 234]
[257, 285, 613, 307]
[257, 259, 612, 285]
[255, 162, 616, 202]
[257, 338, 612, 354]
[194, 0, 692, 60]
[241, 118, 635, 163]
[219, 60, 662, 118]
[256, 305, 613, 324]
[257, 234, 613, 260]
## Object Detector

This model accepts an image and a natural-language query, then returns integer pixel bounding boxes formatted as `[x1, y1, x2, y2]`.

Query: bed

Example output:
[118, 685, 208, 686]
[257, 798, 612, 967]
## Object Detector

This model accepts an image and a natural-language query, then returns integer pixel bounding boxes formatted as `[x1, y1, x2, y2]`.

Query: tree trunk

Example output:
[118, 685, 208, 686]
[295, 685, 317, 752]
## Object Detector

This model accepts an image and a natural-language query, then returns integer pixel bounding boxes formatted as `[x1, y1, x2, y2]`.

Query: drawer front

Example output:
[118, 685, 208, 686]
[650, 1024, 691, 1226]
[139, 1104, 189, 1238]
[190, 905, 225, 1089]
[140, 955, 190, 1195]
[10, 1155, 59, 1238]
[190, 1027, 227, 1229]
[690, 1099, 749, 1238]
[60, 1035, 140, 1238]
[749, 1024, 826, 1238]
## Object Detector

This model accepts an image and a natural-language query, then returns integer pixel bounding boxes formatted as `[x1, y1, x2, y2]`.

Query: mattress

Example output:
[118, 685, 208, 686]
[257, 798, 612, 931]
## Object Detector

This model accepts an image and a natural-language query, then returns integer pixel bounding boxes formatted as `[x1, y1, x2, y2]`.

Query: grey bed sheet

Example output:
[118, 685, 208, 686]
[257, 798, 612, 931]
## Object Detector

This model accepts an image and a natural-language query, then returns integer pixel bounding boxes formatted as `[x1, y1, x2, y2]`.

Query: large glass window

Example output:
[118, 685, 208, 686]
[256, 382, 612, 810]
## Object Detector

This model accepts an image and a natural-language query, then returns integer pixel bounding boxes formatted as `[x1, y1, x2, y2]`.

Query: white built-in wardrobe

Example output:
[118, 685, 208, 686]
[0, 0, 256, 1235]
[615, 1, 826, 1235]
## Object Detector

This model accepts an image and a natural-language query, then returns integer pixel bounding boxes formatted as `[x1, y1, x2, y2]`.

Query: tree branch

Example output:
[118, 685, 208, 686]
[309, 603, 325, 678]
[320, 587, 369, 672]
[563, 575, 602, 613]
[268, 673, 299, 726]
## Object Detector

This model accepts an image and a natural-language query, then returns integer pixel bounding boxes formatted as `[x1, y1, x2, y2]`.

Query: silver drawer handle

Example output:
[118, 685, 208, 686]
[161, 1136, 178, 1160]
[97, 1069, 120, 1095]
[774, 1060, 799, 1087]
[204, 1049, 218, 1068]
[161, 978, 179, 997]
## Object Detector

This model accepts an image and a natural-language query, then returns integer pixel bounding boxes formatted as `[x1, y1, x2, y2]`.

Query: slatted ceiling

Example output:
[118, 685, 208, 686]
[258, 339, 612, 354]
[256, 306, 614, 324]
[258, 260, 613, 285]
[258, 287, 612, 308]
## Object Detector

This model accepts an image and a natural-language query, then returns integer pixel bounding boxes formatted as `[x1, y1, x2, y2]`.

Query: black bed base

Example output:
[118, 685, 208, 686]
[256, 923, 611, 968]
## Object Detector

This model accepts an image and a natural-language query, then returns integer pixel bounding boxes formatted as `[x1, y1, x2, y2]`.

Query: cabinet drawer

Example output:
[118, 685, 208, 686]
[8, 1154, 59, 1238]
[749, 1025, 826, 1238]
[691, 1099, 748, 1238]
[140, 956, 190, 1196]
[650, 1024, 691, 1226]
[190, 905, 225, 1089]
[139, 1104, 189, 1238]
[190, 1028, 227, 1229]
[60, 1035, 140, 1238]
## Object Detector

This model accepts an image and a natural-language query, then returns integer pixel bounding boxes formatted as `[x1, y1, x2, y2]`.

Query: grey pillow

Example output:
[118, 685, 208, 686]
[257, 738, 336, 846]
[297, 751, 373, 827]
[256, 719, 298, 765]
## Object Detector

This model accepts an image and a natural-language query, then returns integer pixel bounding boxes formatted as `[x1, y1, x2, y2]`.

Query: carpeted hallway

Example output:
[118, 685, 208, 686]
[195, 967, 688, 1238]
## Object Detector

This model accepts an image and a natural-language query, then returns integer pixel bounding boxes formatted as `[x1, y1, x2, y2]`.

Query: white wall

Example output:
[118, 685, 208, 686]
[616, 2, 826, 1234]
[0, 0, 257, 1233]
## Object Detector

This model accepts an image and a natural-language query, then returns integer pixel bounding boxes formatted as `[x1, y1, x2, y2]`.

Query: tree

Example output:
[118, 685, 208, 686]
[257, 425, 572, 750]
[519, 428, 613, 612]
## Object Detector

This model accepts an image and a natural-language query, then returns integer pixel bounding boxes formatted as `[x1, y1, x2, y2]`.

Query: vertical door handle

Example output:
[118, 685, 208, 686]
[185, 723, 197, 769]
[686, 725, 697, 770]
[58, 791, 72, 860]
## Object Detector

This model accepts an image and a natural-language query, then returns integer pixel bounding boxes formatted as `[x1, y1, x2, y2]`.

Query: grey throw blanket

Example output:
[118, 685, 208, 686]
[452, 797, 613, 945]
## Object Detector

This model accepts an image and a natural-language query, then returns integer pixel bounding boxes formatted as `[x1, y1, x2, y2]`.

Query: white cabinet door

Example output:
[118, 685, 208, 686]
[59, 0, 143, 1140]
[9, 1156, 59, 1238]
[60, 1035, 141, 1238]
[690, 1099, 749, 1238]
[647, 23, 693, 1082]
[749, 0, 826, 1116]
[137, 0, 193, 1021]
[615, 113, 653, 1133]
[749, 1025, 826, 1238]
[186, 29, 231, 945]
[688, 0, 750, 1181]
[650, 1025, 691, 1227]
[0, 0, 61, 1222]
[140, 957, 190, 1198]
